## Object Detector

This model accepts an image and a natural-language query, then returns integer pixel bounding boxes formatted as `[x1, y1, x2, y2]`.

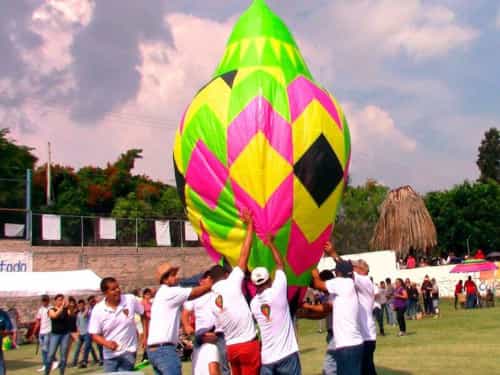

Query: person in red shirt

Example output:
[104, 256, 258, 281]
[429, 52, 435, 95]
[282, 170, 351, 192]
[406, 255, 416, 269]
[464, 276, 477, 309]
[454, 280, 463, 309]
[474, 249, 485, 259]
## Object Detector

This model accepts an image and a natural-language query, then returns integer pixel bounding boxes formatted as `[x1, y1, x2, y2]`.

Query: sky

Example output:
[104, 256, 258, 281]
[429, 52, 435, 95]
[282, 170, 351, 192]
[1, 0, 499, 193]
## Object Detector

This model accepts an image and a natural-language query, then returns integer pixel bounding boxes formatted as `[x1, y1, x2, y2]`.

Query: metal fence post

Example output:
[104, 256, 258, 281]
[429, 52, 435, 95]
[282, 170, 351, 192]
[81, 216, 84, 249]
[135, 217, 139, 250]
[25, 169, 32, 242]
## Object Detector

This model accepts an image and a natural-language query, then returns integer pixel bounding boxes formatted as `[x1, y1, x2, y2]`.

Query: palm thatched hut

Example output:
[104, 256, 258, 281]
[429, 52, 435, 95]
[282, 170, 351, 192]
[370, 185, 437, 256]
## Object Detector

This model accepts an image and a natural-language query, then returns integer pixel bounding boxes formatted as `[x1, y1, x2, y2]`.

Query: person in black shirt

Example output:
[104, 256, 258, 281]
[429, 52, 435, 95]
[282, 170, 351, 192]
[45, 294, 72, 375]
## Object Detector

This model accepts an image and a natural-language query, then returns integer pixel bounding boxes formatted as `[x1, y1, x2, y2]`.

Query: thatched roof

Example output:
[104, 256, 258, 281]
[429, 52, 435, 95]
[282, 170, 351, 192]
[370, 185, 437, 255]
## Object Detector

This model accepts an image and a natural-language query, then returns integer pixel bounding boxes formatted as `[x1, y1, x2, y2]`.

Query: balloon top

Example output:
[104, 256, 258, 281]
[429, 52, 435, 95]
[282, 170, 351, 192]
[227, 0, 296, 46]
[215, 0, 312, 80]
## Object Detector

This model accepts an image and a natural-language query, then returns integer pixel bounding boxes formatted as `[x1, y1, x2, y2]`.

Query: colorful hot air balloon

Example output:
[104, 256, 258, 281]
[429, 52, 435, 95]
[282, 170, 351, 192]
[173, 0, 351, 300]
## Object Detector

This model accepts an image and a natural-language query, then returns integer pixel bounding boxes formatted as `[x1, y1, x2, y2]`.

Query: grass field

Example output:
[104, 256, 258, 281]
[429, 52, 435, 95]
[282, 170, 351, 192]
[5, 300, 500, 375]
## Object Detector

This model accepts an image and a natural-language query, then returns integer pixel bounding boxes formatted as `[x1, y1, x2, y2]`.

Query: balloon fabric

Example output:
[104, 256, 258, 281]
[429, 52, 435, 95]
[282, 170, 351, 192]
[173, 0, 351, 295]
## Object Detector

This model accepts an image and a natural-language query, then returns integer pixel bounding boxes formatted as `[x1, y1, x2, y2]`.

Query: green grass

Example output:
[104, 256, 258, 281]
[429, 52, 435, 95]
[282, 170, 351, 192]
[5, 300, 500, 374]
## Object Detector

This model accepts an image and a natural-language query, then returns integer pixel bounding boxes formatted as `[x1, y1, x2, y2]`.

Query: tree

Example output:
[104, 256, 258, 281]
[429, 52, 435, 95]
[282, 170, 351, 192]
[425, 181, 500, 256]
[477, 127, 500, 183]
[0, 128, 37, 209]
[333, 179, 389, 254]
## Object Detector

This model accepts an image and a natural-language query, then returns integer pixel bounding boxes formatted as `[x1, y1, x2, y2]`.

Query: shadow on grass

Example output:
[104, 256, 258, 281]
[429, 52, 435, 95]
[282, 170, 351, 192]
[378, 367, 413, 375]
[7, 359, 39, 370]
[300, 347, 318, 355]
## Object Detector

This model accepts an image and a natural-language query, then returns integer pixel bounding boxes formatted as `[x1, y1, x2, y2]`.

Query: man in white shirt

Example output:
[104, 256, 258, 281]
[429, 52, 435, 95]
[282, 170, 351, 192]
[88, 277, 145, 373]
[146, 261, 213, 375]
[32, 295, 53, 372]
[352, 260, 377, 375]
[210, 209, 260, 375]
[312, 242, 363, 375]
[249, 235, 301, 375]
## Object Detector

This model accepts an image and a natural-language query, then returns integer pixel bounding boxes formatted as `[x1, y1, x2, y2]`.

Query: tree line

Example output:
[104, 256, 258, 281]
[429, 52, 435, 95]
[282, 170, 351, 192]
[1, 127, 498, 256]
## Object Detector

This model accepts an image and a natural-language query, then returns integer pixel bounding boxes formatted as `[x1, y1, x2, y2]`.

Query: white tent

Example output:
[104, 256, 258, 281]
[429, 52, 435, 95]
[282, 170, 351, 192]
[0, 269, 102, 297]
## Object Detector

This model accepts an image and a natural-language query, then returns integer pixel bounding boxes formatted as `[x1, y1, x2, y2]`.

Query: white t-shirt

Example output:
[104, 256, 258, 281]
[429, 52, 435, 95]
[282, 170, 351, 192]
[147, 284, 192, 346]
[88, 294, 144, 359]
[250, 270, 298, 365]
[211, 267, 256, 346]
[354, 273, 377, 342]
[36, 306, 51, 335]
[192, 343, 219, 375]
[184, 292, 218, 333]
[325, 277, 363, 350]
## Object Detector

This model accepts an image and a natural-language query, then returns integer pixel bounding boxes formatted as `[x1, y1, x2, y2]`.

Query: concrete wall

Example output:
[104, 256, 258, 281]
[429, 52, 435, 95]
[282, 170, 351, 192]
[0, 241, 212, 321]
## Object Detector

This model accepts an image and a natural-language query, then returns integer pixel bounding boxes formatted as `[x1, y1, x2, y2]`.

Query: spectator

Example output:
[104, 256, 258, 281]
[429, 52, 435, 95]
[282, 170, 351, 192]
[66, 297, 79, 366]
[71, 300, 98, 368]
[373, 281, 385, 336]
[384, 278, 396, 326]
[431, 279, 440, 318]
[87, 296, 103, 366]
[32, 295, 55, 373]
[406, 255, 416, 269]
[0, 307, 13, 375]
[45, 294, 72, 375]
[485, 289, 495, 308]
[407, 283, 419, 320]
[421, 275, 433, 315]
[393, 279, 408, 337]
[474, 249, 485, 260]
[454, 280, 463, 310]
[6, 308, 19, 349]
[464, 276, 478, 309]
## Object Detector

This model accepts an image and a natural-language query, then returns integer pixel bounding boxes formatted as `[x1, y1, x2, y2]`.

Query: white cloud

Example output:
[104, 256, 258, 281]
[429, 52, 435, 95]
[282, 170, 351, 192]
[9, 12, 235, 185]
[340, 102, 419, 187]
[302, 0, 478, 62]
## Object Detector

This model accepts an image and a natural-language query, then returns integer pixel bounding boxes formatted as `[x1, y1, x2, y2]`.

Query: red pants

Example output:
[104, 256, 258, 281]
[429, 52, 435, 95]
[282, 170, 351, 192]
[227, 339, 261, 375]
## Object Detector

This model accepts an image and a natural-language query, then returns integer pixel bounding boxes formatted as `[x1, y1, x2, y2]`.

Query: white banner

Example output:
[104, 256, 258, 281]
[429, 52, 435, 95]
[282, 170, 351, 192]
[0, 252, 33, 272]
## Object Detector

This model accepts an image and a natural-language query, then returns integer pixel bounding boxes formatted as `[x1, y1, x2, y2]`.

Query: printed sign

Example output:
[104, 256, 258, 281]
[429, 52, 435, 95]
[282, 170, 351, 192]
[0, 252, 33, 272]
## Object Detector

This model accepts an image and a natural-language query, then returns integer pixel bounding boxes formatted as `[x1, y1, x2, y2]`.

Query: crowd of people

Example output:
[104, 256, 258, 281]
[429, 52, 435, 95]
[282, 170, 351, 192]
[0, 212, 496, 375]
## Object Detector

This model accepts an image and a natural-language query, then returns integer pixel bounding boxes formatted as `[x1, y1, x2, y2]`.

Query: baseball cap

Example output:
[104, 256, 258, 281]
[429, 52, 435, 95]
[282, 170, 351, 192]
[334, 260, 353, 277]
[251, 267, 270, 286]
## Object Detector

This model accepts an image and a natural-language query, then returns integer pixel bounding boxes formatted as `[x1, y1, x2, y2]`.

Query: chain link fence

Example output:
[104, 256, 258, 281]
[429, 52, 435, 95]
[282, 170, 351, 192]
[23, 213, 200, 248]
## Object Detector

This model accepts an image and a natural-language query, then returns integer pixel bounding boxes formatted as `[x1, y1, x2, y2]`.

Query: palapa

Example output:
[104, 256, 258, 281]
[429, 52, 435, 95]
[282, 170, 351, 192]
[370, 185, 437, 255]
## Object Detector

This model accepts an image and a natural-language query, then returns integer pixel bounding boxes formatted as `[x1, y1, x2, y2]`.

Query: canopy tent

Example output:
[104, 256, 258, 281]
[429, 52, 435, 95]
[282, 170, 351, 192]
[450, 261, 498, 273]
[0, 269, 101, 297]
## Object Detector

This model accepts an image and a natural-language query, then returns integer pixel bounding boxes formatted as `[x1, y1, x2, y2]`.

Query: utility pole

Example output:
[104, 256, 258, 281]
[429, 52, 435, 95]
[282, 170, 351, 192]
[47, 142, 53, 206]
[25, 169, 32, 242]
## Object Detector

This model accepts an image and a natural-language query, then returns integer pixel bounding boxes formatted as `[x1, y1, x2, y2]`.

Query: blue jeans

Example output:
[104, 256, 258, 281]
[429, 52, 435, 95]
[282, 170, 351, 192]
[334, 344, 363, 375]
[147, 345, 180, 375]
[407, 300, 418, 318]
[466, 294, 476, 309]
[39, 333, 50, 366]
[260, 352, 301, 375]
[323, 349, 337, 375]
[71, 333, 98, 365]
[103, 352, 136, 373]
[383, 304, 395, 325]
[45, 333, 70, 375]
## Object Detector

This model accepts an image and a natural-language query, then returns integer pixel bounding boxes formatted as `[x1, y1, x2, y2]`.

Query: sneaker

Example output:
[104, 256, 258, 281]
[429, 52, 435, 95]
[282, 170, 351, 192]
[397, 332, 407, 337]
[36, 366, 45, 372]
[51, 361, 59, 371]
[78, 363, 88, 369]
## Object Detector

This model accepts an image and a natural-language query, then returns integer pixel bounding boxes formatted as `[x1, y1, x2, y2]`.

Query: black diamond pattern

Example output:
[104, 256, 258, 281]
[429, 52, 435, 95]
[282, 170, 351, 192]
[220, 70, 237, 88]
[293, 134, 343, 206]
[173, 157, 187, 208]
